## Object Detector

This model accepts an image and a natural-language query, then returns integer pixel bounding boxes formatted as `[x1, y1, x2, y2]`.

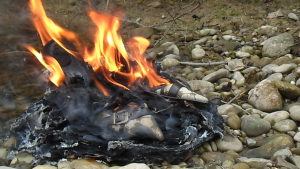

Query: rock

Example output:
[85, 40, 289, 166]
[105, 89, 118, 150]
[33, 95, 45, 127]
[225, 113, 241, 129]
[271, 56, 292, 65]
[225, 59, 245, 71]
[217, 104, 242, 115]
[187, 80, 214, 95]
[288, 13, 299, 21]
[0, 148, 7, 160]
[233, 71, 245, 87]
[215, 134, 243, 152]
[289, 155, 300, 168]
[147, 1, 162, 8]
[240, 46, 254, 54]
[241, 114, 271, 137]
[191, 46, 205, 60]
[118, 163, 150, 169]
[203, 69, 229, 82]
[186, 72, 196, 81]
[271, 149, 292, 160]
[193, 37, 208, 45]
[211, 40, 240, 53]
[196, 29, 217, 36]
[236, 157, 271, 169]
[263, 110, 289, 125]
[273, 119, 297, 133]
[236, 51, 250, 58]
[11, 152, 35, 165]
[200, 152, 235, 163]
[243, 134, 294, 159]
[262, 64, 278, 74]
[246, 138, 257, 147]
[271, 63, 297, 74]
[232, 163, 250, 169]
[33, 165, 57, 169]
[70, 159, 109, 169]
[276, 157, 298, 169]
[222, 160, 234, 168]
[266, 73, 283, 81]
[275, 81, 300, 100]
[293, 132, 300, 142]
[222, 35, 233, 40]
[289, 105, 300, 121]
[166, 44, 179, 55]
[58, 161, 71, 169]
[0, 167, 17, 169]
[161, 58, 180, 69]
[248, 79, 284, 112]
[186, 156, 205, 167]
[130, 27, 155, 39]
[164, 54, 181, 60]
[262, 32, 294, 58]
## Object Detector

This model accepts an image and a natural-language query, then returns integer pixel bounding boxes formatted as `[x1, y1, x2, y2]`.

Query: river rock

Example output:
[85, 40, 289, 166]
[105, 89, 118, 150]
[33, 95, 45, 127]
[215, 134, 243, 152]
[275, 81, 300, 100]
[272, 149, 292, 160]
[233, 71, 245, 87]
[272, 63, 297, 74]
[262, 33, 294, 58]
[191, 46, 205, 60]
[187, 80, 214, 95]
[196, 29, 217, 36]
[70, 159, 109, 169]
[33, 165, 57, 169]
[289, 105, 300, 121]
[266, 73, 283, 81]
[225, 113, 241, 129]
[118, 163, 150, 169]
[161, 58, 180, 69]
[232, 163, 250, 169]
[240, 46, 254, 54]
[273, 119, 297, 133]
[243, 134, 294, 159]
[166, 44, 180, 55]
[289, 155, 300, 168]
[293, 132, 300, 142]
[236, 51, 250, 58]
[217, 104, 242, 115]
[248, 79, 283, 112]
[203, 69, 229, 82]
[236, 157, 271, 169]
[288, 13, 299, 21]
[130, 27, 154, 39]
[200, 152, 235, 163]
[241, 114, 271, 137]
[263, 110, 289, 125]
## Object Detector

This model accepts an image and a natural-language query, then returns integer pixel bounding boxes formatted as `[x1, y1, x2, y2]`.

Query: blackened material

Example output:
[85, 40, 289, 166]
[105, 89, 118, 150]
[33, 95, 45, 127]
[9, 40, 224, 164]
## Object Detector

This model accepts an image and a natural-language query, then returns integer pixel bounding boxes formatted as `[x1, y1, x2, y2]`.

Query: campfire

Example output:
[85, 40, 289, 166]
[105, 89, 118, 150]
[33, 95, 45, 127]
[9, 0, 223, 164]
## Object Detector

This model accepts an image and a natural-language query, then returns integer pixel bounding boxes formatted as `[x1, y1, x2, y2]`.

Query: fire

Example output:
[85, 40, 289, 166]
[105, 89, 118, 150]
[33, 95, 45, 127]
[26, 0, 170, 93]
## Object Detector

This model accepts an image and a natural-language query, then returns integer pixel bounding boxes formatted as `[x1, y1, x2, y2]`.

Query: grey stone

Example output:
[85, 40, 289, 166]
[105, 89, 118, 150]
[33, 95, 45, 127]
[33, 165, 57, 169]
[289, 105, 300, 122]
[266, 73, 283, 81]
[262, 32, 294, 58]
[200, 152, 235, 163]
[273, 119, 297, 133]
[196, 29, 217, 36]
[293, 132, 300, 142]
[271, 149, 292, 160]
[240, 46, 254, 54]
[0, 148, 7, 160]
[248, 79, 283, 112]
[164, 54, 181, 60]
[288, 13, 299, 21]
[193, 37, 208, 45]
[70, 159, 109, 169]
[232, 163, 250, 169]
[289, 155, 300, 168]
[262, 64, 278, 74]
[215, 134, 243, 152]
[217, 104, 242, 115]
[166, 44, 179, 55]
[271, 63, 297, 74]
[191, 46, 205, 60]
[246, 138, 256, 147]
[236, 51, 250, 58]
[203, 69, 229, 82]
[225, 113, 241, 129]
[243, 134, 294, 159]
[263, 110, 289, 125]
[241, 114, 271, 137]
[236, 157, 271, 169]
[161, 58, 180, 70]
[130, 27, 155, 39]
[118, 163, 150, 169]
[187, 80, 214, 94]
[233, 71, 245, 87]
[276, 157, 298, 169]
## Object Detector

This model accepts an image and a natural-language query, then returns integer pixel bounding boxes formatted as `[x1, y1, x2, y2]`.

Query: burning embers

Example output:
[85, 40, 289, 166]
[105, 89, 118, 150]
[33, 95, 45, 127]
[8, 0, 223, 164]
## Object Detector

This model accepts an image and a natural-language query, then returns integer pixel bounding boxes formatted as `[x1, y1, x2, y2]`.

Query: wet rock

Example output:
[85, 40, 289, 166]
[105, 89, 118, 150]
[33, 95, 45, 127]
[289, 105, 300, 121]
[232, 163, 250, 169]
[248, 79, 283, 112]
[187, 80, 214, 95]
[200, 152, 235, 163]
[161, 58, 180, 69]
[233, 71, 245, 87]
[215, 134, 243, 152]
[263, 110, 289, 125]
[203, 69, 229, 82]
[118, 163, 150, 169]
[275, 81, 300, 100]
[236, 157, 271, 169]
[241, 114, 271, 137]
[273, 119, 297, 133]
[130, 27, 155, 39]
[243, 134, 294, 159]
[70, 159, 109, 169]
[217, 104, 242, 115]
[225, 113, 241, 129]
[262, 33, 294, 58]
[33, 165, 57, 169]
[191, 46, 205, 60]
[288, 13, 299, 21]
[236, 51, 250, 58]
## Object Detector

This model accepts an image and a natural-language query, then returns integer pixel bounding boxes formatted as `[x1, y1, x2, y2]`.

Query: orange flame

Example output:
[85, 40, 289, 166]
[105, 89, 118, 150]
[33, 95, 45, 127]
[25, 45, 65, 86]
[26, 0, 170, 92]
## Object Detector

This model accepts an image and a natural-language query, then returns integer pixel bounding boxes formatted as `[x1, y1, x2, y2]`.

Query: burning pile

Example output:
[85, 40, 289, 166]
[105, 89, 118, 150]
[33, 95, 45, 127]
[9, 0, 223, 164]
